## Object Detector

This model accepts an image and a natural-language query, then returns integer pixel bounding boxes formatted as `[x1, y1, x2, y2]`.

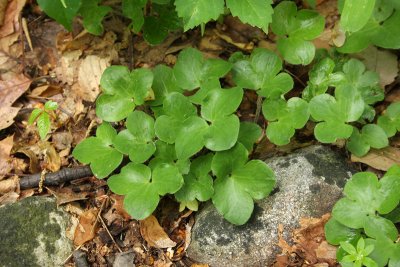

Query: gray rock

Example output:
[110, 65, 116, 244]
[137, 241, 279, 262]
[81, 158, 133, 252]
[187, 145, 356, 267]
[0, 197, 73, 267]
[113, 250, 136, 267]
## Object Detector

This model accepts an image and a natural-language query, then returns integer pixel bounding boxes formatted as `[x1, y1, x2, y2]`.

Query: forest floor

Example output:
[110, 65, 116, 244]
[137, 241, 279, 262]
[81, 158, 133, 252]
[0, 0, 399, 266]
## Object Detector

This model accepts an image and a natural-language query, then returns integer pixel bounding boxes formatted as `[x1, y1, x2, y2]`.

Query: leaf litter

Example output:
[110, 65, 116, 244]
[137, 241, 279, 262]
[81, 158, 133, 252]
[0, 0, 398, 266]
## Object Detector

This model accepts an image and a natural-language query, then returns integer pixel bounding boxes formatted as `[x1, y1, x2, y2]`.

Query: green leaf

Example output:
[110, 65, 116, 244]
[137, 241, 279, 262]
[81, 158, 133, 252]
[155, 92, 197, 143]
[150, 65, 182, 106]
[73, 123, 123, 178]
[225, 0, 273, 33]
[363, 215, 398, 241]
[324, 218, 362, 245]
[277, 37, 315, 65]
[341, 59, 384, 105]
[44, 100, 58, 111]
[377, 102, 400, 137]
[142, 3, 182, 44]
[231, 48, 285, 92]
[340, 241, 357, 255]
[204, 115, 240, 151]
[175, 116, 209, 159]
[175, 154, 214, 208]
[263, 98, 309, 145]
[113, 111, 156, 163]
[122, 0, 147, 32]
[107, 162, 183, 220]
[173, 48, 232, 91]
[79, 0, 112, 35]
[28, 109, 42, 125]
[97, 66, 153, 121]
[340, 0, 376, 33]
[347, 125, 389, 157]
[309, 86, 364, 143]
[201, 87, 243, 121]
[332, 171, 400, 229]
[37, 0, 81, 31]
[211, 143, 275, 225]
[37, 112, 51, 140]
[174, 0, 225, 31]
[271, 1, 324, 64]
[238, 122, 262, 152]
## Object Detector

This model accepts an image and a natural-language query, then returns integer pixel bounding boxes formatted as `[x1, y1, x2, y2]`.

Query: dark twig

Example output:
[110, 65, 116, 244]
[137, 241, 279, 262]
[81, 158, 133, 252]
[19, 166, 93, 190]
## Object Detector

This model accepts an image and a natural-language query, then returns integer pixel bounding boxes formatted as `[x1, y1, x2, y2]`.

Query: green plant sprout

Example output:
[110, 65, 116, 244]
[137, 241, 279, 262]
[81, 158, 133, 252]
[28, 100, 58, 140]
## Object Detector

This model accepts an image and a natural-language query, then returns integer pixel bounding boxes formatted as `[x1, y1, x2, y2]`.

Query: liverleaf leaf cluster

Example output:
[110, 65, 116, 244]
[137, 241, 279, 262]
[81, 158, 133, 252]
[73, 47, 275, 225]
[270, 1, 325, 65]
[325, 165, 400, 267]
[231, 48, 309, 145]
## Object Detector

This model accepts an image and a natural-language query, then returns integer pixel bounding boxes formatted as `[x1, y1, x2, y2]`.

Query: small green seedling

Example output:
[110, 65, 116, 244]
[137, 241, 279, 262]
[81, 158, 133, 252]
[28, 100, 58, 140]
[270, 1, 325, 64]
[340, 238, 377, 267]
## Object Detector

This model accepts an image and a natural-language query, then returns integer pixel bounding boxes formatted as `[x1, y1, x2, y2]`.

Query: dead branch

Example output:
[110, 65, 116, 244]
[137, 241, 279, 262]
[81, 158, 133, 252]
[19, 166, 93, 190]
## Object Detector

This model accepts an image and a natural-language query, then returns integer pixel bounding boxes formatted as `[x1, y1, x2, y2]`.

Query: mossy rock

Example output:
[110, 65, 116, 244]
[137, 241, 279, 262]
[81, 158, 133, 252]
[0, 197, 73, 267]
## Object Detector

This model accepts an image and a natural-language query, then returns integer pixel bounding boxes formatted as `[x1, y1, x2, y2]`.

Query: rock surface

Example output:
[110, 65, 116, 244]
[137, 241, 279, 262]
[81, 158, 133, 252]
[187, 145, 356, 267]
[0, 197, 73, 267]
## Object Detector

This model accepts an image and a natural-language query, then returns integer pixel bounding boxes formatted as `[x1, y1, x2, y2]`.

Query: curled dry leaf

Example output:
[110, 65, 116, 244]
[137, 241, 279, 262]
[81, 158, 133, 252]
[74, 208, 99, 246]
[351, 147, 400, 171]
[0, 175, 18, 195]
[140, 215, 177, 249]
[46, 187, 89, 206]
[0, 135, 14, 180]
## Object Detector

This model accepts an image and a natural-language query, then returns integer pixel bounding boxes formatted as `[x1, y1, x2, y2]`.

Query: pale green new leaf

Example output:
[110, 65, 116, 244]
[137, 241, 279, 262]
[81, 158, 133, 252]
[37, 112, 51, 140]
[346, 124, 389, 157]
[226, 0, 273, 33]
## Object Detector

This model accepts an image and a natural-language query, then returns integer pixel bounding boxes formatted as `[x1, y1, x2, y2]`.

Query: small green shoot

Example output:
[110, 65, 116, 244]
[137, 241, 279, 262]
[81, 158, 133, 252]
[28, 100, 58, 140]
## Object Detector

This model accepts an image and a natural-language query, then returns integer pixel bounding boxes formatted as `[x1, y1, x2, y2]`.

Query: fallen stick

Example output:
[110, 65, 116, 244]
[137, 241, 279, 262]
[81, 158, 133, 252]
[19, 166, 93, 190]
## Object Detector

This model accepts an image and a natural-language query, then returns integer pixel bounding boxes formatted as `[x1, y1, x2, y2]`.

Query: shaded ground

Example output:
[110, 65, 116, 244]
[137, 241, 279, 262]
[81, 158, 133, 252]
[0, 0, 399, 266]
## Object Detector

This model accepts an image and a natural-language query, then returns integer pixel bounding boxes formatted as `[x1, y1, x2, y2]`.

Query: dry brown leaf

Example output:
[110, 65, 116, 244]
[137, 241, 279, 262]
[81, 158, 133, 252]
[191, 264, 209, 267]
[315, 241, 337, 260]
[47, 187, 89, 206]
[0, 106, 20, 130]
[0, 0, 8, 26]
[73, 55, 111, 102]
[38, 141, 61, 172]
[0, 175, 18, 194]
[0, 0, 25, 38]
[140, 215, 177, 249]
[356, 46, 398, 88]
[386, 88, 400, 103]
[351, 147, 400, 171]
[0, 190, 19, 205]
[0, 135, 14, 179]
[74, 208, 99, 246]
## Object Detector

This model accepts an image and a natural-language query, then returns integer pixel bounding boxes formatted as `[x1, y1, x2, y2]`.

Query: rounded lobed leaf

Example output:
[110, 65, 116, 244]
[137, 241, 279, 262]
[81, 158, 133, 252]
[201, 87, 243, 121]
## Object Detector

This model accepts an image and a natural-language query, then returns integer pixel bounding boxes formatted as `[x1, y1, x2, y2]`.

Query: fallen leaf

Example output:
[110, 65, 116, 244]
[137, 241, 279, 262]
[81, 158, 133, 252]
[38, 141, 61, 172]
[0, 190, 19, 205]
[191, 264, 209, 267]
[73, 55, 111, 102]
[47, 187, 89, 206]
[140, 215, 177, 249]
[0, 73, 31, 130]
[0, 175, 18, 194]
[0, 0, 8, 26]
[0, 135, 14, 179]
[356, 46, 398, 88]
[0, 0, 25, 38]
[315, 241, 337, 260]
[74, 208, 99, 246]
[0, 106, 20, 130]
[351, 147, 400, 171]
[386, 88, 400, 103]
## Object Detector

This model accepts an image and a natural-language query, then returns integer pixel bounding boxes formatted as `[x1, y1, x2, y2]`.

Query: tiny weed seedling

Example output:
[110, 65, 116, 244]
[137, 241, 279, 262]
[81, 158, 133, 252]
[28, 100, 58, 140]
